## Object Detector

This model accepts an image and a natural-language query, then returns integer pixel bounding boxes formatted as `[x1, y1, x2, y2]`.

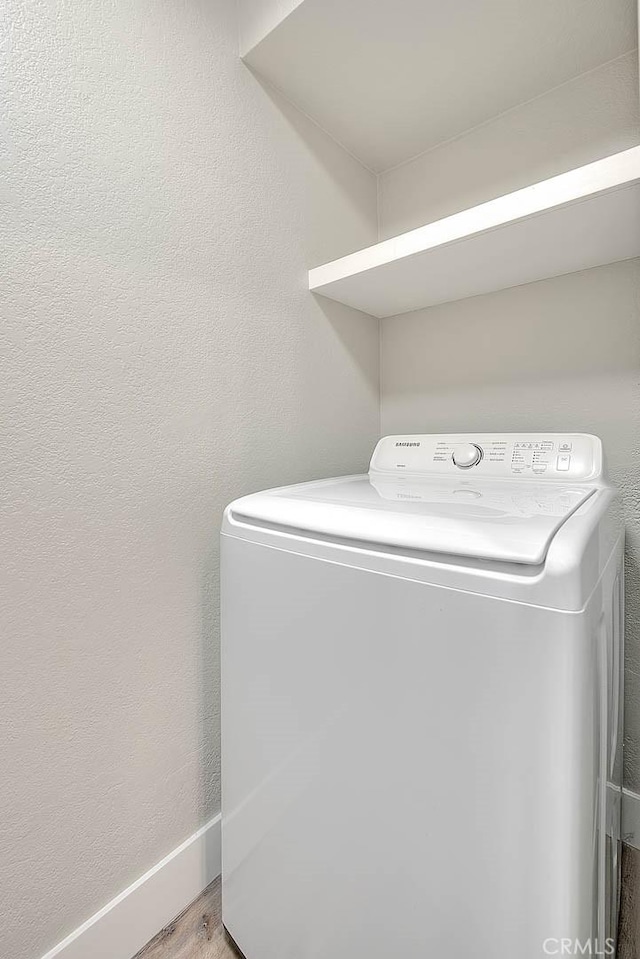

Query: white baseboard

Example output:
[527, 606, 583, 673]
[33, 789, 640, 959]
[40, 813, 221, 959]
[623, 788, 640, 850]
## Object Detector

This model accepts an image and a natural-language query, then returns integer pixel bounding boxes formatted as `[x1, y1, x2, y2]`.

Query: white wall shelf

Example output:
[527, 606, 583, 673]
[240, 0, 636, 173]
[308, 148, 640, 318]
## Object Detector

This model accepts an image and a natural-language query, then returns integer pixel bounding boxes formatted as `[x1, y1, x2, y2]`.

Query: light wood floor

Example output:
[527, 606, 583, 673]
[132, 877, 242, 959]
[134, 846, 640, 958]
[619, 844, 640, 959]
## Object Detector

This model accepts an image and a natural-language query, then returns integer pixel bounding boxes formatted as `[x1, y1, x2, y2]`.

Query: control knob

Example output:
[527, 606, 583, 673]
[452, 443, 483, 469]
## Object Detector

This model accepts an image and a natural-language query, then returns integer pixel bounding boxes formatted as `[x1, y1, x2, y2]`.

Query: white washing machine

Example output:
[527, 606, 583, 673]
[221, 433, 624, 959]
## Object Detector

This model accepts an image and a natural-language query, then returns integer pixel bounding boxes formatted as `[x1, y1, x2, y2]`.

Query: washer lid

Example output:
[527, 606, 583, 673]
[228, 474, 595, 566]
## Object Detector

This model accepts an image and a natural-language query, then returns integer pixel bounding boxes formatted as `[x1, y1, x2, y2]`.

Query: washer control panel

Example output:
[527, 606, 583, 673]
[370, 433, 602, 481]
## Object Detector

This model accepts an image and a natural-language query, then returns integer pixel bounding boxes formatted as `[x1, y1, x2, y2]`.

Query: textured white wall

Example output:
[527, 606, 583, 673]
[381, 262, 640, 793]
[378, 52, 639, 239]
[0, 2, 378, 957]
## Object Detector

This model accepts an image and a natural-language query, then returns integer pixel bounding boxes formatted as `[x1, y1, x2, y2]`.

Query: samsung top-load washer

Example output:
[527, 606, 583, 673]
[221, 433, 624, 959]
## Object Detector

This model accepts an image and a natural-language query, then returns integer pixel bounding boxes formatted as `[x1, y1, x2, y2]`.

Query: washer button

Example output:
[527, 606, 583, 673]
[557, 454, 571, 471]
[452, 444, 483, 469]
